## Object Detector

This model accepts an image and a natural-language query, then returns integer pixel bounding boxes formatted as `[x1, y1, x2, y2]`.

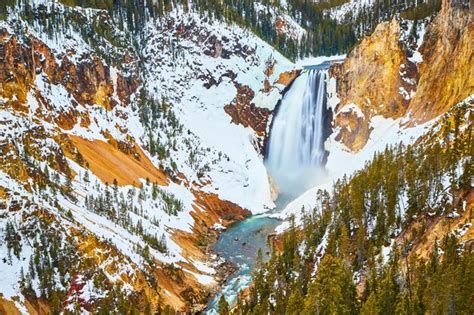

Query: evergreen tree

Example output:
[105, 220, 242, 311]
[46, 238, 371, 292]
[303, 254, 358, 314]
[218, 295, 230, 315]
[286, 288, 304, 315]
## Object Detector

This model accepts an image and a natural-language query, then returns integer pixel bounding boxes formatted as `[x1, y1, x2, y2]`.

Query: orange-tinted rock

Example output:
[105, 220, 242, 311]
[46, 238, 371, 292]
[0, 297, 22, 315]
[68, 135, 168, 187]
[55, 109, 79, 130]
[275, 17, 286, 35]
[193, 191, 251, 225]
[0, 34, 34, 112]
[264, 59, 276, 77]
[330, 18, 412, 151]
[333, 109, 371, 152]
[117, 72, 139, 104]
[169, 191, 250, 310]
[275, 69, 300, 87]
[263, 78, 271, 93]
[0, 140, 30, 184]
[58, 56, 116, 110]
[0, 30, 138, 114]
[330, 0, 473, 151]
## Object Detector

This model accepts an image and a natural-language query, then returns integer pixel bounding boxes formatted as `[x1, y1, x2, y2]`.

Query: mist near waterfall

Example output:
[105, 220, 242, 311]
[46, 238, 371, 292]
[266, 70, 328, 197]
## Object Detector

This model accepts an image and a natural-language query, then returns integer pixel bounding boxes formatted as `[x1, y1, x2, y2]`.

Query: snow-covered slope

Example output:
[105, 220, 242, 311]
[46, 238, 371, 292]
[0, 1, 296, 312]
[140, 8, 294, 213]
[274, 109, 438, 232]
[327, 0, 375, 21]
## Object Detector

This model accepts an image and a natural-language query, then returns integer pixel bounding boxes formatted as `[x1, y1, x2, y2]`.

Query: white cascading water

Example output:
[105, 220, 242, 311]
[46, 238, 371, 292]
[266, 70, 328, 195]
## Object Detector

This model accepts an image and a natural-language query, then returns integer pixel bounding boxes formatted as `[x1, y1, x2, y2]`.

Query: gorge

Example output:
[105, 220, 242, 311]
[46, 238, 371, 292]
[0, 0, 472, 314]
[208, 66, 332, 313]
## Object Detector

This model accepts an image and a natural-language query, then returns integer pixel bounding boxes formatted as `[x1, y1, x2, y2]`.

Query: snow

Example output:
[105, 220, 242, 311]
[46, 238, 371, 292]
[327, 0, 375, 21]
[296, 54, 346, 68]
[327, 75, 340, 113]
[254, 2, 306, 41]
[0, 231, 35, 300]
[409, 51, 423, 64]
[275, 95, 474, 233]
[0, 1, 305, 304]
[399, 86, 415, 100]
[328, 114, 433, 184]
[66, 158, 201, 266]
[191, 259, 217, 275]
[141, 10, 295, 214]
[4, 0, 465, 308]
[381, 240, 395, 264]
[211, 222, 227, 231]
[454, 223, 471, 238]
[408, 21, 426, 64]
[274, 114, 436, 229]
[338, 103, 365, 118]
[187, 270, 216, 286]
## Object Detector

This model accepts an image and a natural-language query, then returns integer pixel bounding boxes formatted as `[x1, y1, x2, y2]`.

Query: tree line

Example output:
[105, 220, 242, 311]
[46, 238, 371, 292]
[226, 101, 473, 314]
[1, 0, 442, 61]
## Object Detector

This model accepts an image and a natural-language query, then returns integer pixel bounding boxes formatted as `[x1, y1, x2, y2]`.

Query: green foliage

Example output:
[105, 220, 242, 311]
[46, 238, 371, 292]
[160, 190, 184, 216]
[218, 295, 230, 315]
[303, 254, 358, 314]
[400, 0, 442, 20]
[235, 104, 473, 314]
[5, 0, 441, 61]
[4, 221, 22, 261]
[0, 0, 16, 20]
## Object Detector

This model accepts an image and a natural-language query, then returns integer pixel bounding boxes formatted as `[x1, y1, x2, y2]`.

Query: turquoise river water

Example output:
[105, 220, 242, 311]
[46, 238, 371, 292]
[206, 196, 292, 313]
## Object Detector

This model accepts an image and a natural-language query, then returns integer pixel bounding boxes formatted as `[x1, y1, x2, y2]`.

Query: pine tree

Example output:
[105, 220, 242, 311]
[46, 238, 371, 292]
[303, 254, 358, 314]
[361, 292, 378, 315]
[218, 295, 230, 315]
[286, 288, 304, 315]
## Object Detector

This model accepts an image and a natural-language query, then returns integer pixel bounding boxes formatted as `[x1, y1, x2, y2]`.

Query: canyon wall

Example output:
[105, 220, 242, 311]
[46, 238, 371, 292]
[330, 0, 473, 151]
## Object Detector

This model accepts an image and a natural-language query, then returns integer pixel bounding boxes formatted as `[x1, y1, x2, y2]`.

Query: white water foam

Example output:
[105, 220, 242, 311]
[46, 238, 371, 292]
[266, 70, 328, 195]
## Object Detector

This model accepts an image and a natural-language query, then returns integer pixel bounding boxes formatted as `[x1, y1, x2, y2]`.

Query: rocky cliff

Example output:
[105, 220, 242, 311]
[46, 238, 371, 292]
[330, 0, 473, 151]
[409, 0, 473, 121]
[0, 26, 253, 312]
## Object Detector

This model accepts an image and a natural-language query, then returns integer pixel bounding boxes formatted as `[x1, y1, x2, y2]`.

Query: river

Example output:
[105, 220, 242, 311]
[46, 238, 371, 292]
[206, 196, 292, 313]
[206, 67, 328, 313]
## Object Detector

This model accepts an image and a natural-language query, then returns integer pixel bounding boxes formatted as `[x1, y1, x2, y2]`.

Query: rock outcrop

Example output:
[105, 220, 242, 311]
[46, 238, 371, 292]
[330, 0, 473, 151]
[0, 31, 138, 113]
[224, 84, 271, 137]
[275, 69, 300, 87]
[408, 0, 473, 121]
[330, 18, 415, 151]
[0, 23, 253, 314]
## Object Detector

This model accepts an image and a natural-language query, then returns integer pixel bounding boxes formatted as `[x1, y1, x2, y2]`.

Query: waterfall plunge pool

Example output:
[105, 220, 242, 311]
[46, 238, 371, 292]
[206, 68, 330, 313]
[206, 196, 292, 314]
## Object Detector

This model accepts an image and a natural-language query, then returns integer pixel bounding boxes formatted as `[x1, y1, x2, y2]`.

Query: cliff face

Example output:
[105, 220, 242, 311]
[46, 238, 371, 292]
[409, 0, 474, 121]
[330, 0, 473, 151]
[0, 31, 137, 113]
[224, 83, 271, 138]
[330, 18, 415, 151]
[223, 68, 300, 151]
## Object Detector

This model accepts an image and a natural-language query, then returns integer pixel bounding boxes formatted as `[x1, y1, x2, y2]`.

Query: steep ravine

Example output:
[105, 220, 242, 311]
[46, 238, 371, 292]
[206, 67, 332, 312]
[206, 199, 286, 314]
[206, 1, 473, 311]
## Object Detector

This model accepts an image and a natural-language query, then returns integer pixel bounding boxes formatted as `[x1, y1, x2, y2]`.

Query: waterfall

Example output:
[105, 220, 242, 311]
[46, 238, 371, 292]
[266, 70, 328, 195]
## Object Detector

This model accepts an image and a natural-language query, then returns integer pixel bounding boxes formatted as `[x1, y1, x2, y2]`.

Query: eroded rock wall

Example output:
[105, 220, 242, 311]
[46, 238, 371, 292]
[330, 0, 473, 151]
